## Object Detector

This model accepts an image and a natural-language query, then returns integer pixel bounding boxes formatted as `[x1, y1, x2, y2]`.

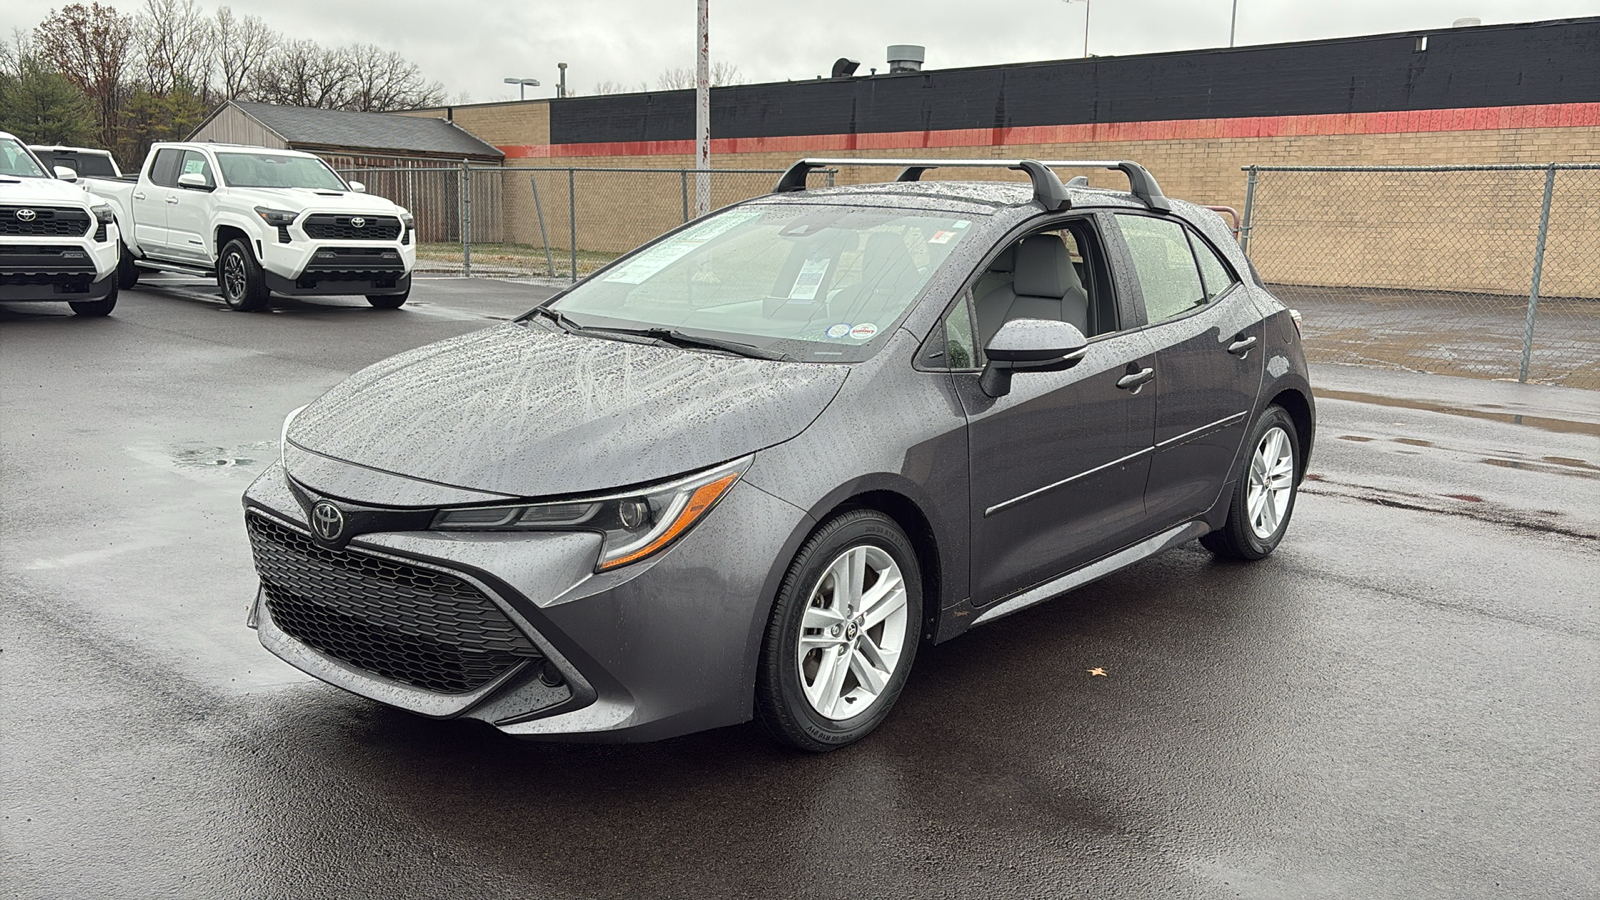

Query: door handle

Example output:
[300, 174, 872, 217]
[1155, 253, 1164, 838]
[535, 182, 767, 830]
[1117, 366, 1155, 393]
[165, 196, 180, 205]
[1227, 335, 1258, 357]
[133, 192, 146, 200]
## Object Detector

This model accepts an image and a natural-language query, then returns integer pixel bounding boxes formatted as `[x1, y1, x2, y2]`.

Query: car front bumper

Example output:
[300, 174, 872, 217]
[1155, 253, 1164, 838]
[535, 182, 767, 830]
[242, 461, 807, 741]
[259, 238, 415, 296]
[0, 228, 120, 301]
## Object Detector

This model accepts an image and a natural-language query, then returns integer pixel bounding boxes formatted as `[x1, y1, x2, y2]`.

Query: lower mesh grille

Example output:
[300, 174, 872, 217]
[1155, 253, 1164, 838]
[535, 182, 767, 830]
[247, 513, 538, 694]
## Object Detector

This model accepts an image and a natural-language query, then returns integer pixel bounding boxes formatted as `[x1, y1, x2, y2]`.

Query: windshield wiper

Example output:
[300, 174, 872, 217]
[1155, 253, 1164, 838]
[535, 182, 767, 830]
[525, 305, 584, 333]
[613, 327, 789, 361]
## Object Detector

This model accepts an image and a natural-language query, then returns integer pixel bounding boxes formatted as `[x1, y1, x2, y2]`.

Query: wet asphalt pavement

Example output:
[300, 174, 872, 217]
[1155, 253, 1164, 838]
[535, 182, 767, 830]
[3, 277, 1597, 899]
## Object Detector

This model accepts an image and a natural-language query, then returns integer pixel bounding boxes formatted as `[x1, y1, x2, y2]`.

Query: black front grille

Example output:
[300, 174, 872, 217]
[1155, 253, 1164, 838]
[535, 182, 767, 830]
[247, 514, 539, 694]
[0, 206, 92, 237]
[0, 244, 97, 274]
[302, 214, 402, 241]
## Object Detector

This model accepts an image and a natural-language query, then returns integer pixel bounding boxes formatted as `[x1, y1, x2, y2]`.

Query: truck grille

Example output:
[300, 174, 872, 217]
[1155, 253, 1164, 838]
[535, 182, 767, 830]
[1, 206, 92, 237]
[247, 514, 540, 694]
[302, 214, 402, 241]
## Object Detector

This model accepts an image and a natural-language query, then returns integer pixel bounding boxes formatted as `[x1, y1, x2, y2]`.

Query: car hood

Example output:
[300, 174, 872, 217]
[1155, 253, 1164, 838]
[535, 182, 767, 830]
[226, 187, 406, 214]
[0, 176, 94, 206]
[287, 323, 849, 500]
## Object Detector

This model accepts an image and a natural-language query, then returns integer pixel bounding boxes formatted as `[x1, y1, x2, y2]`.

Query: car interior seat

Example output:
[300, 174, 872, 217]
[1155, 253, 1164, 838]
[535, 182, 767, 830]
[975, 234, 1090, 346]
[973, 244, 1016, 307]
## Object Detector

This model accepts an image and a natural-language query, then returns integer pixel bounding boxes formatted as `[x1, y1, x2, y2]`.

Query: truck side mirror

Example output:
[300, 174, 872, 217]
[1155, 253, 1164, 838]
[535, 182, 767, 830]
[348, 181, 366, 194]
[979, 318, 1090, 398]
[53, 165, 79, 182]
[177, 172, 211, 190]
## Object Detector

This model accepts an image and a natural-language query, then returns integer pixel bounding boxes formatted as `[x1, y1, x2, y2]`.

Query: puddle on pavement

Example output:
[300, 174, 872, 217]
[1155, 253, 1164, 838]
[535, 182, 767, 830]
[1481, 457, 1600, 480]
[1394, 438, 1434, 447]
[1317, 389, 1600, 437]
[1338, 435, 1374, 442]
[1543, 456, 1599, 471]
[169, 442, 276, 470]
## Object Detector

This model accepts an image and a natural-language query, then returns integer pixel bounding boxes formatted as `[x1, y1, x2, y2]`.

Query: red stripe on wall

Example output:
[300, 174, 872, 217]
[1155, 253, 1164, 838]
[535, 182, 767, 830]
[497, 102, 1600, 159]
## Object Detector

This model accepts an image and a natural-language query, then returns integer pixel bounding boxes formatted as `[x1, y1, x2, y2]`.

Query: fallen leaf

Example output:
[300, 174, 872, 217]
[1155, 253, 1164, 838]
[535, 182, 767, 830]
[1087, 667, 1107, 677]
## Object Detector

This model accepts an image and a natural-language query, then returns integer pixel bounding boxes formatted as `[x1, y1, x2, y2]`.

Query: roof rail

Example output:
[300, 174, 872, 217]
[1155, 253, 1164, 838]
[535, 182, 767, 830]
[773, 158, 1171, 212]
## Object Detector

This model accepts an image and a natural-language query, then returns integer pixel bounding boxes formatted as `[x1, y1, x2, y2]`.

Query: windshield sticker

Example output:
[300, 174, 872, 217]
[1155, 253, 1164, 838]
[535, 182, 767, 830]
[928, 230, 957, 245]
[849, 323, 879, 341]
[825, 323, 851, 339]
[788, 258, 832, 301]
[604, 210, 764, 284]
[953, 220, 971, 229]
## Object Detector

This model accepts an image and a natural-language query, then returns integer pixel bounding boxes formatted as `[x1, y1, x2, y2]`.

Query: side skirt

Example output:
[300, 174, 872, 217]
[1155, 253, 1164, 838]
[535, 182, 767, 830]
[967, 520, 1211, 629]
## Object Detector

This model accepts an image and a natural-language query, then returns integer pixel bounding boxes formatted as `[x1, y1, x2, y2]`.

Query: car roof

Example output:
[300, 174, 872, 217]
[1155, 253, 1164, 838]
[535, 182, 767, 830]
[753, 178, 1151, 216]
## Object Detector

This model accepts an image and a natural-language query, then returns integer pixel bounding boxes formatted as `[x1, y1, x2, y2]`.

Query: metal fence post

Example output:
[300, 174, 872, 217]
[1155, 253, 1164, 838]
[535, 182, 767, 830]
[460, 159, 472, 278]
[1518, 163, 1557, 383]
[530, 172, 556, 278]
[568, 168, 578, 284]
[1240, 166, 1258, 255]
[681, 171, 690, 223]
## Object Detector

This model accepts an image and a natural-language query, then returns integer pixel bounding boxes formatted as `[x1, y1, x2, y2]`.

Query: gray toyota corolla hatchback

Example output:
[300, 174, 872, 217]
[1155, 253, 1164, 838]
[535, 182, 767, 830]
[244, 158, 1315, 751]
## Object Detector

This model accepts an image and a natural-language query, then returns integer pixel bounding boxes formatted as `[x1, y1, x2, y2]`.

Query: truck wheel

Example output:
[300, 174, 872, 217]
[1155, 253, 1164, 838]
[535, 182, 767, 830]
[218, 239, 269, 311]
[70, 283, 118, 317]
[366, 289, 408, 310]
[117, 245, 140, 289]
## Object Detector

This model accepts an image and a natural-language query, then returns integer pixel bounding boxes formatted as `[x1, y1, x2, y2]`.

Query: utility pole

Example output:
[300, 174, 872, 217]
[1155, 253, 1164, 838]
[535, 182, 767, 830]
[695, 0, 710, 217]
[1062, 0, 1090, 58]
[1229, 0, 1239, 47]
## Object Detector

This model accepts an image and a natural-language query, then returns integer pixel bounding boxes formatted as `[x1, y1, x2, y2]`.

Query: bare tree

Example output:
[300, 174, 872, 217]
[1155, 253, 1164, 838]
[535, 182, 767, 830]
[250, 38, 352, 109]
[32, 2, 135, 150]
[589, 80, 646, 95]
[656, 61, 744, 90]
[344, 44, 444, 111]
[136, 0, 214, 98]
[213, 6, 275, 101]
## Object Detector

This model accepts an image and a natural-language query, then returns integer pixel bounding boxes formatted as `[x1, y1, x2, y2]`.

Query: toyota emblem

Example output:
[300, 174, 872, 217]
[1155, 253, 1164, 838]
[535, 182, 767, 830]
[16, 208, 36, 221]
[311, 501, 345, 542]
[350, 216, 366, 228]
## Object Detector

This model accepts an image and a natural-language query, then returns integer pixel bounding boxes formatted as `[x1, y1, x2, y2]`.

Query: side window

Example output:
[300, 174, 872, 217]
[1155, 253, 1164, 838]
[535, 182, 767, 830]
[1189, 232, 1238, 301]
[972, 218, 1115, 346]
[148, 148, 182, 187]
[944, 293, 978, 369]
[1113, 214, 1205, 325]
[179, 150, 214, 187]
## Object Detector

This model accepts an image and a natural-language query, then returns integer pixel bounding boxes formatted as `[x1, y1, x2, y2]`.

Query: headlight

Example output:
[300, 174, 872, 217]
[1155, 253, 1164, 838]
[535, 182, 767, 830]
[399, 209, 415, 229]
[91, 204, 115, 223]
[431, 458, 750, 572]
[279, 405, 308, 466]
[255, 207, 298, 227]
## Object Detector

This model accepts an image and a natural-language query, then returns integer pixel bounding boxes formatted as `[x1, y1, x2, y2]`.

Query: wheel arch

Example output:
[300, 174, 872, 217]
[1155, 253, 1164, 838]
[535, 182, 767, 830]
[1268, 387, 1315, 481]
[214, 222, 253, 260]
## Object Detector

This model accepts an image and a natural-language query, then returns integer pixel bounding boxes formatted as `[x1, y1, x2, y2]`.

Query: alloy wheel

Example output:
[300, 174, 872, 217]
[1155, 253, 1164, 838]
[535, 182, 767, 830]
[1247, 425, 1295, 539]
[796, 545, 909, 721]
[222, 251, 246, 301]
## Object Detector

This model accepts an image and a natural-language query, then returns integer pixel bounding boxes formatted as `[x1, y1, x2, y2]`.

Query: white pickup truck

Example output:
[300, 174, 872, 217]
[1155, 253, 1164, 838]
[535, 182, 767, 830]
[85, 142, 416, 310]
[0, 132, 121, 316]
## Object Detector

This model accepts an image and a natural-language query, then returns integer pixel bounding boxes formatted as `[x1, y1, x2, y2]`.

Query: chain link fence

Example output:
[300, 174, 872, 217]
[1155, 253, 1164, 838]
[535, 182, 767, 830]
[333, 164, 830, 282]
[1240, 164, 1600, 390]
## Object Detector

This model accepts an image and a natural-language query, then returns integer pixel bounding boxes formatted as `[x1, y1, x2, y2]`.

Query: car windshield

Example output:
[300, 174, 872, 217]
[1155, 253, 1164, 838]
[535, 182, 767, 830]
[545, 204, 978, 361]
[0, 138, 48, 178]
[215, 152, 347, 190]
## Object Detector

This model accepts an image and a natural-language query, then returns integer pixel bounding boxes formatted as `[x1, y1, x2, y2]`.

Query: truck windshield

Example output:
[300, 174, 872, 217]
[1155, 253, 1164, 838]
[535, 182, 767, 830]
[215, 152, 348, 191]
[0, 138, 48, 178]
[543, 203, 978, 362]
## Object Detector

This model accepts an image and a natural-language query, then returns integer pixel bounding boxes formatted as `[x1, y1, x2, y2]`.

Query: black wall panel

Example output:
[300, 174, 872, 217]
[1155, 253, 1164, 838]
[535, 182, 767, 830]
[550, 19, 1600, 145]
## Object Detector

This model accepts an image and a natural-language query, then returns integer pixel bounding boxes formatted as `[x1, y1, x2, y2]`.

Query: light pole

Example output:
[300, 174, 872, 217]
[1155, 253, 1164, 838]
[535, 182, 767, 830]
[503, 77, 540, 100]
[1061, 0, 1090, 58]
[1229, 0, 1239, 47]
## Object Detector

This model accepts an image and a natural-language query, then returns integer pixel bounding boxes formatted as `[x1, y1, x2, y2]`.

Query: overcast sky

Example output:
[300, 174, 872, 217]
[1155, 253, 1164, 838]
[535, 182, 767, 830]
[5, 0, 1596, 102]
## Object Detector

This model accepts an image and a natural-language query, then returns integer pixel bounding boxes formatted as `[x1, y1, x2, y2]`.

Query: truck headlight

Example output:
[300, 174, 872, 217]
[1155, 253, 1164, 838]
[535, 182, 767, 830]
[254, 207, 298, 227]
[431, 458, 750, 572]
[91, 204, 115, 223]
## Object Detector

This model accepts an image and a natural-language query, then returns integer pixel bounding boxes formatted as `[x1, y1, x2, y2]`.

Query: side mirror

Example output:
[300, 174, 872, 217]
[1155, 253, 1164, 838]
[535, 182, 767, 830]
[980, 318, 1090, 398]
[177, 172, 211, 190]
[348, 180, 366, 194]
[53, 165, 79, 181]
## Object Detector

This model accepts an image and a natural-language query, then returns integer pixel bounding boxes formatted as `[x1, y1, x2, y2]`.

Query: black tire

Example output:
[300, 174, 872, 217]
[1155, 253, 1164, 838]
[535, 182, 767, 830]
[1201, 405, 1301, 560]
[116, 244, 140, 289]
[217, 239, 269, 311]
[366, 289, 408, 309]
[756, 510, 923, 752]
[69, 283, 117, 317]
